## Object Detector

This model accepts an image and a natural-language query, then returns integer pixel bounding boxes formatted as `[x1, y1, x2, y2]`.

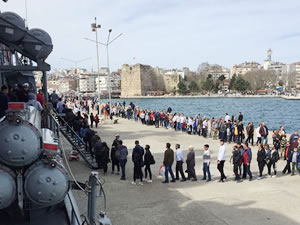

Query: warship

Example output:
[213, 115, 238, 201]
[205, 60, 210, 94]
[0, 1, 111, 225]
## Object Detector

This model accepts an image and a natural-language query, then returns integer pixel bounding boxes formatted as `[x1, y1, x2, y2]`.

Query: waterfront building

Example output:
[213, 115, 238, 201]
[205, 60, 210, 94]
[198, 62, 230, 80]
[230, 61, 263, 77]
[79, 72, 98, 93]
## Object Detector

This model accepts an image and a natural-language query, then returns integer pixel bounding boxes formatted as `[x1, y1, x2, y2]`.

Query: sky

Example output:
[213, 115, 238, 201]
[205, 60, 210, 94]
[1, 0, 300, 72]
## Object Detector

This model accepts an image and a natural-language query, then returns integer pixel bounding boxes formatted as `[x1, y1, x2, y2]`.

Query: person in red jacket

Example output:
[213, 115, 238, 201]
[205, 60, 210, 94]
[36, 89, 44, 106]
[242, 143, 253, 181]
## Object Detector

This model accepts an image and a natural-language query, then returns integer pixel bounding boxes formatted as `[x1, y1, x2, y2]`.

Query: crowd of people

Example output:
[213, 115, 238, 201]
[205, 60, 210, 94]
[56, 99, 300, 185]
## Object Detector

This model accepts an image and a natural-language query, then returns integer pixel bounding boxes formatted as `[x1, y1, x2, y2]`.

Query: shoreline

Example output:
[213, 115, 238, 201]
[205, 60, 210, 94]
[120, 95, 300, 100]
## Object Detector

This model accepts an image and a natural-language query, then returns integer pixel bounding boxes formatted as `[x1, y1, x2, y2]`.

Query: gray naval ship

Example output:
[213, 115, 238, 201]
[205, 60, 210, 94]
[0, 1, 111, 225]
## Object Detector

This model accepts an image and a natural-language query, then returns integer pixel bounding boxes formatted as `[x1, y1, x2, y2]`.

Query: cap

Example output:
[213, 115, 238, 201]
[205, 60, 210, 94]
[115, 134, 120, 137]
[23, 83, 29, 87]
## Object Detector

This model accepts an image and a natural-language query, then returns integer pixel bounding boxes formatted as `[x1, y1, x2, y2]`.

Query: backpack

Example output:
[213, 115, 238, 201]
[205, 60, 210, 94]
[114, 148, 121, 160]
[150, 154, 156, 165]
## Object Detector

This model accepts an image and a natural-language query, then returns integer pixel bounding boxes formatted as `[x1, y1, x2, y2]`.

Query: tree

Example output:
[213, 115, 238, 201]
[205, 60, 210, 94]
[177, 80, 188, 94]
[201, 78, 214, 92]
[188, 81, 200, 92]
[233, 76, 250, 92]
[243, 70, 277, 91]
[229, 74, 237, 90]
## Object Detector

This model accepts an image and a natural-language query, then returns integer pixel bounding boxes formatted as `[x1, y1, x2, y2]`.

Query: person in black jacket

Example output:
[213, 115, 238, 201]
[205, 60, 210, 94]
[257, 144, 266, 179]
[99, 142, 109, 174]
[144, 145, 154, 183]
[111, 135, 120, 174]
[231, 145, 241, 182]
[132, 140, 144, 185]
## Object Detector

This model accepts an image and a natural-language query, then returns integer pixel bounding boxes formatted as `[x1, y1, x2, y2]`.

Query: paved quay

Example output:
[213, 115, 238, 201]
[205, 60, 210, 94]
[65, 118, 300, 225]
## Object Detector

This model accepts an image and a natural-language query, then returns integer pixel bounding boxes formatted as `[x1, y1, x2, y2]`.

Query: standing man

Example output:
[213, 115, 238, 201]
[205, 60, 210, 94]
[90, 113, 94, 128]
[50, 90, 59, 109]
[175, 144, 186, 182]
[202, 144, 211, 182]
[238, 112, 243, 122]
[132, 140, 144, 185]
[217, 139, 227, 182]
[118, 140, 128, 180]
[111, 134, 120, 174]
[0, 85, 9, 119]
[162, 143, 176, 183]
[259, 122, 269, 145]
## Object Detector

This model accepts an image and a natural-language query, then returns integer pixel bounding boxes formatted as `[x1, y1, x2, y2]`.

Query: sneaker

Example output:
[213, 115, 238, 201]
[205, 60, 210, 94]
[147, 179, 152, 183]
[115, 172, 120, 175]
[272, 175, 277, 178]
[138, 182, 144, 186]
[180, 179, 187, 182]
[266, 175, 271, 178]
[120, 177, 126, 180]
[206, 179, 211, 182]
[191, 178, 197, 182]
[131, 181, 136, 185]
[111, 171, 114, 174]
[170, 179, 176, 183]
[162, 181, 169, 183]
[257, 176, 262, 180]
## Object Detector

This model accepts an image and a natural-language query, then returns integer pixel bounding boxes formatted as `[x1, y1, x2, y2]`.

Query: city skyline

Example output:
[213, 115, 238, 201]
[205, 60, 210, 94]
[1, 0, 300, 71]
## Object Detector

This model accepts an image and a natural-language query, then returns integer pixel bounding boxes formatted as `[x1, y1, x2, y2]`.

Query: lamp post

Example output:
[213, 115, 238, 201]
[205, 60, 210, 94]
[84, 31, 122, 114]
[90, 17, 101, 103]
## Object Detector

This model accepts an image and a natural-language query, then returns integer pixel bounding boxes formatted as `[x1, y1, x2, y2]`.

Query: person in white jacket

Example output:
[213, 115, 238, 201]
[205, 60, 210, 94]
[256, 124, 262, 145]
[217, 139, 227, 182]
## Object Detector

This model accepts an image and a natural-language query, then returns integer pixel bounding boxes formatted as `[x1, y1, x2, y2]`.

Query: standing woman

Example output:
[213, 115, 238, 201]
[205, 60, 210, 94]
[257, 144, 266, 180]
[186, 146, 197, 181]
[144, 145, 154, 183]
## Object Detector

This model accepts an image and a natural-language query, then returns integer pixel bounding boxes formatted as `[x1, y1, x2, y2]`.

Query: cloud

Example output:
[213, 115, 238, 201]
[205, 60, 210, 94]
[278, 32, 300, 41]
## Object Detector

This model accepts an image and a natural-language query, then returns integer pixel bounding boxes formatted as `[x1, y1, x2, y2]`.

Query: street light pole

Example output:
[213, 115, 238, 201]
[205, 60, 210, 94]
[106, 29, 112, 114]
[91, 17, 101, 103]
[83, 32, 122, 116]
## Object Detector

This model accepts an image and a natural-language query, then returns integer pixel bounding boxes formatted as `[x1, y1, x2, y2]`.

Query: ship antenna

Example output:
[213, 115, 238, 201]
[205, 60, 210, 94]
[24, 0, 28, 27]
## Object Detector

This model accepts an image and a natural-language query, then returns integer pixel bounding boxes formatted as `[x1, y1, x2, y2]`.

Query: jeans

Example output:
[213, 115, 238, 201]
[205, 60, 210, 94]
[257, 161, 265, 177]
[164, 164, 175, 182]
[291, 162, 300, 175]
[242, 164, 252, 179]
[220, 132, 226, 141]
[261, 136, 268, 145]
[144, 164, 152, 180]
[233, 163, 240, 180]
[133, 163, 143, 182]
[119, 159, 127, 178]
[203, 162, 211, 180]
[217, 160, 226, 180]
[175, 161, 186, 180]
[75, 131, 81, 145]
[165, 120, 169, 128]
[176, 122, 181, 131]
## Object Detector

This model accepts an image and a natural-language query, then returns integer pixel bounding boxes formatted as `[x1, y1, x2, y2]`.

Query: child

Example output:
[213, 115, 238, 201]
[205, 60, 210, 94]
[290, 147, 300, 176]
[280, 135, 287, 159]
[202, 144, 211, 182]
